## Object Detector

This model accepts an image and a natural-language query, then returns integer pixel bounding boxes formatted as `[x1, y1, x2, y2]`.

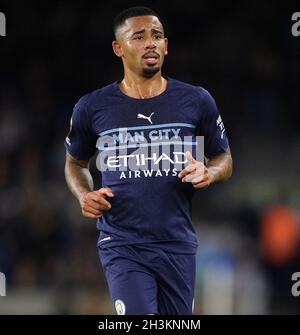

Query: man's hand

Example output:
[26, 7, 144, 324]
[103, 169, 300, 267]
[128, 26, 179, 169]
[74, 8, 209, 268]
[80, 187, 114, 219]
[178, 151, 211, 189]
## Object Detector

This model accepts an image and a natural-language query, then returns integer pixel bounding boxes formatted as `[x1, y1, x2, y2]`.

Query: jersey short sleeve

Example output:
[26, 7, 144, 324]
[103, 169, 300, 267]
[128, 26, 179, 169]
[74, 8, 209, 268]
[196, 88, 229, 158]
[64, 94, 97, 160]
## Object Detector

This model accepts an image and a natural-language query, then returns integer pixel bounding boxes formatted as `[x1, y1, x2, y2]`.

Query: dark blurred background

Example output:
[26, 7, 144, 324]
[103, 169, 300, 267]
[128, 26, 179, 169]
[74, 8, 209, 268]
[0, 0, 300, 314]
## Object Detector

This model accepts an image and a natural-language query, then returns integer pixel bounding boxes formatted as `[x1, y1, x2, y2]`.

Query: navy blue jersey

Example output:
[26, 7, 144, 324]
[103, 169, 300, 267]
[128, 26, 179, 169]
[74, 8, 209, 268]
[64, 78, 229, 254]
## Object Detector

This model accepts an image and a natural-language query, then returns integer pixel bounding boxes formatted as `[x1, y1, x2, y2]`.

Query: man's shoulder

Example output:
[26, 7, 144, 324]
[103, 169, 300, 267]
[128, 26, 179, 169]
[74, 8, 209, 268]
[74, 82, 118, 110]
[169, 78, 211, 100]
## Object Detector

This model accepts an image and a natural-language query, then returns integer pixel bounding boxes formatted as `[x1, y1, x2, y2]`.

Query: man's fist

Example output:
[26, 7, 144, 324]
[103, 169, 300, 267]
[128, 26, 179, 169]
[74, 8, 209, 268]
[178, 151, 211, 189]
[80, 187, 114, 219]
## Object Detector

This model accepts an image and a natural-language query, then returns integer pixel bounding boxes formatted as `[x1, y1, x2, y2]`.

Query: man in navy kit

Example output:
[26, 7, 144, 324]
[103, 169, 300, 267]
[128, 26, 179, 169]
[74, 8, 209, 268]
[64, 6, 232, 315]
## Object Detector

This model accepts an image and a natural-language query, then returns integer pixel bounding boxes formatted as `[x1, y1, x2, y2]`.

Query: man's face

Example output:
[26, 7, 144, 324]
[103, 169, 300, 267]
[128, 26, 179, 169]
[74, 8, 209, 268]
[113, 15, 168, 77]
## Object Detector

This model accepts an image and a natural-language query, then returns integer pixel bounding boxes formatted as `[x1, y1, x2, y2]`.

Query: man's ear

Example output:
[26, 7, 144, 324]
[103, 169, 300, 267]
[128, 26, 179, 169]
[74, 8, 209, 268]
[164, 37, 168, 55]
[112, 40, 123, 58]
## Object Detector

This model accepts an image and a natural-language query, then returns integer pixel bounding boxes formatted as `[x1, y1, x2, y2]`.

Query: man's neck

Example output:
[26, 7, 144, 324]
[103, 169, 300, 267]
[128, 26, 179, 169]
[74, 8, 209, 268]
[119, 71, 167, 99]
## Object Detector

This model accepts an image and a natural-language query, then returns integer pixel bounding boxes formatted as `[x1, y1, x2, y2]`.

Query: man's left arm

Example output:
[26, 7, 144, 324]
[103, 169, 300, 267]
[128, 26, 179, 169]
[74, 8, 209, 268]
[178, 148, 232, 189]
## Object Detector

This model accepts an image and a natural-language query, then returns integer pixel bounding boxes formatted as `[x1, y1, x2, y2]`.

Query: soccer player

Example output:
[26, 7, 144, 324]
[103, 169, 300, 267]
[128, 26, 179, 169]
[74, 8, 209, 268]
[64, 6, 232, 315]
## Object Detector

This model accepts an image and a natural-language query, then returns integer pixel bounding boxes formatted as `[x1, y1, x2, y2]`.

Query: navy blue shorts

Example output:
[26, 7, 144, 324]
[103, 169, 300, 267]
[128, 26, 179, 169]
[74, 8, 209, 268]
[98, 244, 196, 315]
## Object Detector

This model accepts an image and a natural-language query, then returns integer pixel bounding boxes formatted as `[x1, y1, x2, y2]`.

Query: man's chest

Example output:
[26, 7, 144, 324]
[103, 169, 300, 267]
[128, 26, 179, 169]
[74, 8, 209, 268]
[92, 99, 201, 139]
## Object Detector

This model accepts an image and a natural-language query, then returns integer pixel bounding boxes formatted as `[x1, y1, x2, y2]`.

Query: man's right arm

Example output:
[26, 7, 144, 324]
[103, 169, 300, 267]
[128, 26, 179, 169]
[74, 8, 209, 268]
[64, 151, 114, 219]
